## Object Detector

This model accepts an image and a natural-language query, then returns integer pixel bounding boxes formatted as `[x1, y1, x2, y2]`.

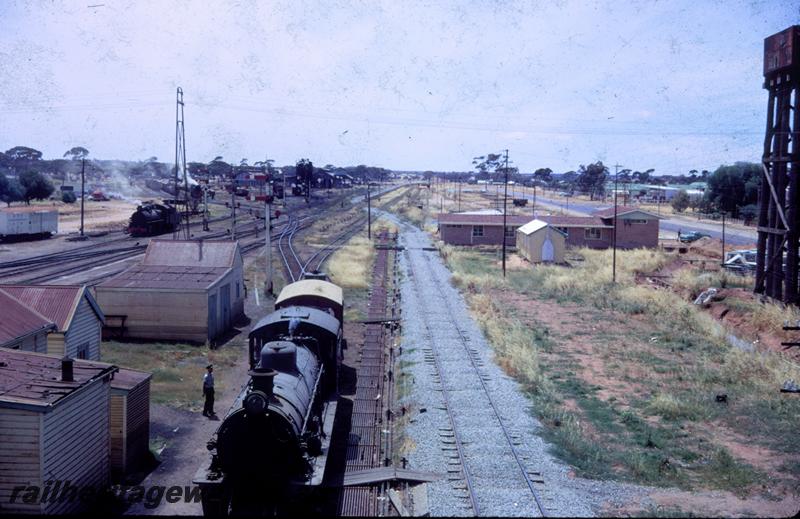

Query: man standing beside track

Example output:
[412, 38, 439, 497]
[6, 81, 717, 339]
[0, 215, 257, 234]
[202, 364, 215, 417]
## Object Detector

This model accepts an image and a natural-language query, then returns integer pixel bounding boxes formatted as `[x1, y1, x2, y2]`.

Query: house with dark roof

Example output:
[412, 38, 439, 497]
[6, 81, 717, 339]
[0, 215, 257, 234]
[0, 285, 104, 360]
[437, 211, 533, 246]
[0, 349, 117, 514]
[95, 239, 245, 343]
[0, 350, 152, 513]
[438, 206, 660, 249]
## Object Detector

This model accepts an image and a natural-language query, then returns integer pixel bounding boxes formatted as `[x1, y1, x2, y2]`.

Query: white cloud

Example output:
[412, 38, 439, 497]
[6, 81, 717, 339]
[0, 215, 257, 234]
[0, 0, 794, 172]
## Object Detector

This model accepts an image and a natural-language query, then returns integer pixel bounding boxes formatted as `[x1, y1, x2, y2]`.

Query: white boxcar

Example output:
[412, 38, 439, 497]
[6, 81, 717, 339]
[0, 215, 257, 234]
[0, 207, 59, 238]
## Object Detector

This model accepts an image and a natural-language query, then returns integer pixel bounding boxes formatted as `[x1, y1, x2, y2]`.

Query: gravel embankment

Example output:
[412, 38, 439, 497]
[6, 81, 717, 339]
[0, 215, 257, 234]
[381, 211, 656, 517]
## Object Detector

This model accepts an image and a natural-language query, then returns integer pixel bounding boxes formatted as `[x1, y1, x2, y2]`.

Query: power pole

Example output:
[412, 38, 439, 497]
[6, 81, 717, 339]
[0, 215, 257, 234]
[231, 166, 236, 242]
[502, 149, 509, 277]
[174, 87, 189, 240]
[367, 181, 372, 239]
[612, 163, 623, 283]
[265, 173, 273, 295]
[721, 212, 726, 267]
[80, 158, 85, 237]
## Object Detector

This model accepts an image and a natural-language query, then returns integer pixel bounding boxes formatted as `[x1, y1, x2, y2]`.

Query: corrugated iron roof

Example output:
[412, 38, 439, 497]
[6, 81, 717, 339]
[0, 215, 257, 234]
[0, 349, 116, 409]
[111, 367, 151, 391]
[276, 279, 344, 308]
[97, 264, 229, 290]
[517, 219, 547, 235]
[437, 213, 534, 225]
[142, 239, 240, 268]
[0, 285, 84, 332]
[0, 290, 56, 345]
[593, 206, 661, 219]
[538, 215, 612, 228]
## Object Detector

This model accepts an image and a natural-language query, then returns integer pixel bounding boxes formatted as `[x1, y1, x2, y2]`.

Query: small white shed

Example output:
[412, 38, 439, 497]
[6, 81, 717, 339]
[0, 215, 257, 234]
[516, 219, 567, 264]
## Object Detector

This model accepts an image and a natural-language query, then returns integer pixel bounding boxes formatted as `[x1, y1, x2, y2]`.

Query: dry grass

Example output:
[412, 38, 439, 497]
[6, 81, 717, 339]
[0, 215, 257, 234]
[328, 235, 375, 289]
[671, 268, 754, 296]
[437, 243, 800, 494]
[101, 340, 244, 410]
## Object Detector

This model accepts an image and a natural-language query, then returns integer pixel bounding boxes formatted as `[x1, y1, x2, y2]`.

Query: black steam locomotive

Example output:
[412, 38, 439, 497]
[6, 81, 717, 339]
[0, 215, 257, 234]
[127, 203, 181, 237]
[195, 279, 344, 516]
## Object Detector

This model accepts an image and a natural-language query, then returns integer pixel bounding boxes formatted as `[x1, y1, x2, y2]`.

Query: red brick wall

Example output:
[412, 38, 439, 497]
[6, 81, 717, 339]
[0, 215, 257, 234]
[440, 224, 518, 246]
[561, 227, 613, 249]
[614, 219, 659, 249]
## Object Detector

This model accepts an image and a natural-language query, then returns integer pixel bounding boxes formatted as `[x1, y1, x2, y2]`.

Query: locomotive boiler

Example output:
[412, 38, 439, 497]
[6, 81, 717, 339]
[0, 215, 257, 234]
[195, 279, 344, 516]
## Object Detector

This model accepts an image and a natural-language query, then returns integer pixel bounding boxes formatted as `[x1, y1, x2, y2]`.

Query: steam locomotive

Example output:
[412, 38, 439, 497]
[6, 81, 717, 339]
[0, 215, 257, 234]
[195, 278, 344, 516]
[127, 203, 180, 237]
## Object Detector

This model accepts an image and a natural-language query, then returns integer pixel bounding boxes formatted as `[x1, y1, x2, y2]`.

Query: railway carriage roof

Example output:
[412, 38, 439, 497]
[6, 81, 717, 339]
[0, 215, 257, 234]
[275, 279, 343, 309]
[250, 305, 341, 339]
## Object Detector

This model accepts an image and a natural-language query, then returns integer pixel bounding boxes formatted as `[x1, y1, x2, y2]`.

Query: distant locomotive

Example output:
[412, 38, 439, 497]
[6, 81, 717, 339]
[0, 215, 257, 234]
[127, 203, 180, 237]
[195, 278, 344, 516]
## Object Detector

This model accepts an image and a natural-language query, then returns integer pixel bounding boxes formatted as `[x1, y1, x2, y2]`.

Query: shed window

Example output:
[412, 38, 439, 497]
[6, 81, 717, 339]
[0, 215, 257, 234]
[584, 228, 602, 240]
[557, 227, 569, 236]
[629, 219, 648, 224]
[472, 225, 484, 237]
[77, 342, 89, 359]
[505, 226, 515, 238]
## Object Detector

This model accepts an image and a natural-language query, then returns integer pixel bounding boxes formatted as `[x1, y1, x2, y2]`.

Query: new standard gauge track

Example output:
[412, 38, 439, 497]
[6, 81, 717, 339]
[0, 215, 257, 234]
[405, 243, 549, 517]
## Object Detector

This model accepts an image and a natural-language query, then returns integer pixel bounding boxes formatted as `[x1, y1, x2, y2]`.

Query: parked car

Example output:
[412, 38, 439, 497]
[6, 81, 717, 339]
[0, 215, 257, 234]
[678, 231, 711, 243]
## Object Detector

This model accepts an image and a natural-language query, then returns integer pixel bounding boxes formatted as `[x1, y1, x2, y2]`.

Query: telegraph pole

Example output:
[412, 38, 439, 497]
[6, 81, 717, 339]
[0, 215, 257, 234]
[367, 180, 372, 239]
[502, 149, 509, 277]
[80, 158, 85, 237]
[612, 163, 623, 283]
[265, 173, 273, 295]
[721, 212, 726, 267]
[231, 166, 236, 242]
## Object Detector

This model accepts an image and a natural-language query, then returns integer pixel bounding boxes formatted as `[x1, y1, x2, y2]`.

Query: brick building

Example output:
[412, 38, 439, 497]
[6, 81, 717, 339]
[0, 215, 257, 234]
[539, 207, 660, 249]
[437, 212, 533, 246]
[439, 207, 660, 249]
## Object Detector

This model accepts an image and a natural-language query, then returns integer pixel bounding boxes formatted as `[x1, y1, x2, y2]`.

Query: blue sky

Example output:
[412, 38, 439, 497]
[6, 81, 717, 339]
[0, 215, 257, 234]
[0, 1, 795, 173]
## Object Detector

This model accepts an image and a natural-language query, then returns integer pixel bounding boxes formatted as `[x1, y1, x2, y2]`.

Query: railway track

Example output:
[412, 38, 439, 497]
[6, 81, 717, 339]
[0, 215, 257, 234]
[405, 244, 549, 517]
[0, 217, 267, 285]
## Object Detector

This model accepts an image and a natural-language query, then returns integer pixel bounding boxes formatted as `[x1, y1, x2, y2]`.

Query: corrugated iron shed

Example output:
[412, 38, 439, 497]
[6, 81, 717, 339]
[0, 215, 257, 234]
[111, 367, 152, 391]
[98, 264, 229, 290]
[0, 349, 116, 409]
[0, 285, 103, 332]
[0, 289, 55, 345]
[142, 239, 239, 268]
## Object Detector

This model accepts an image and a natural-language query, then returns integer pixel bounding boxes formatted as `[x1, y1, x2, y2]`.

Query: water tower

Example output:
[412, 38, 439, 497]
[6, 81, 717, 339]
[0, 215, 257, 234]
[755, 26, 800, 303]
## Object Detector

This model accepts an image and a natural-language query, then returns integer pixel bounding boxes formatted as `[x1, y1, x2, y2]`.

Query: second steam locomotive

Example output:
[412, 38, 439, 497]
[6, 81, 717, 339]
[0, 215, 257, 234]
[194, 278, 345, 516]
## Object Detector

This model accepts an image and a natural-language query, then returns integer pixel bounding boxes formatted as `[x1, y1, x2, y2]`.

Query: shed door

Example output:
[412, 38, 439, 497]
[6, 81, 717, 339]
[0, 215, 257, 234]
[541, 236, 555, 262]
[220, 284, 231, 329]
[208, 294, 217, 339]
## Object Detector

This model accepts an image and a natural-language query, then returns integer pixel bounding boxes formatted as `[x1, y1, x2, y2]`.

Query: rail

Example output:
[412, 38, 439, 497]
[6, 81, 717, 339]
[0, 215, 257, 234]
[421, 252, 548, 517]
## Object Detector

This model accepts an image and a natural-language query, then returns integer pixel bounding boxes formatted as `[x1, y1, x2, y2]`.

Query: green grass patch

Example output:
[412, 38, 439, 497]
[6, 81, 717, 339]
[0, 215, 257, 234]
[102, 340, 244, 410]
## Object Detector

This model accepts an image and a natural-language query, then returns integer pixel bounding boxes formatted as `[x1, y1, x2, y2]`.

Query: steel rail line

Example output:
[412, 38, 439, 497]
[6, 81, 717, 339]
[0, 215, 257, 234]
[407, 262, 480, 516]
[421, 252, 548, 517]
[277, 219, 302, 282]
